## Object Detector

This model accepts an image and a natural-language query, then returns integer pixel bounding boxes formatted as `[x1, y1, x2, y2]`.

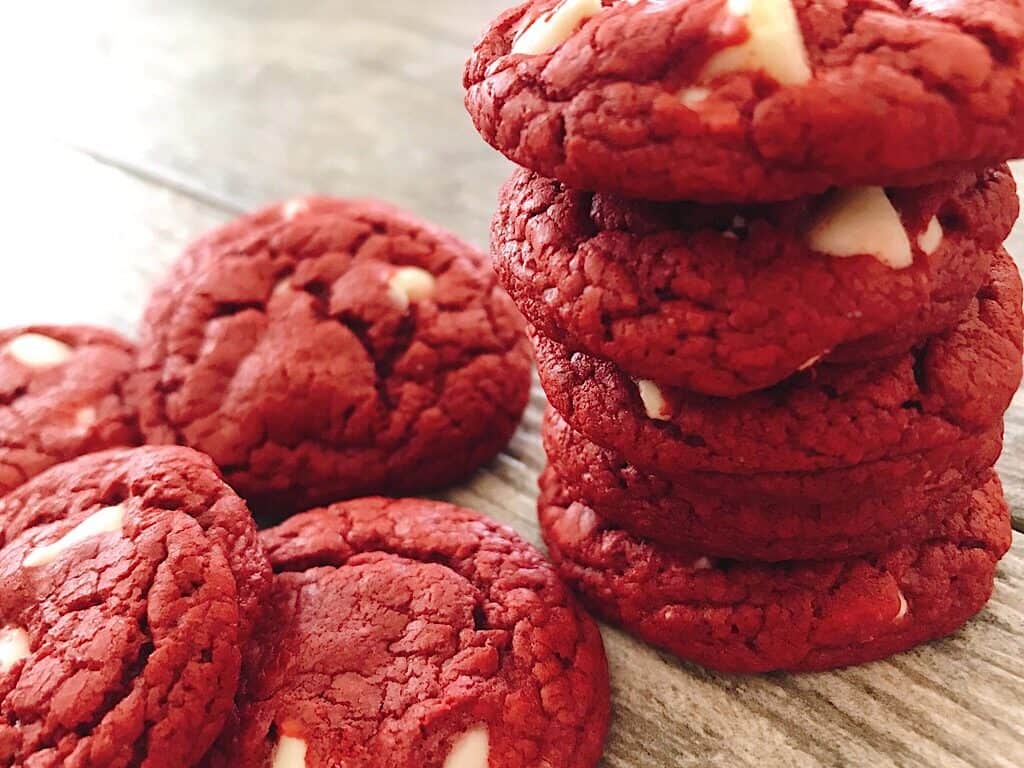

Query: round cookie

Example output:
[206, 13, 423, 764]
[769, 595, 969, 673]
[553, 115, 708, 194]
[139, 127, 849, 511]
[535, 248, 1023, 476]
[0, 325, 140, 497]
[133, 197, 533, 512]
[0, 446, 271, 646]
[539, 471, 1012, 673]
[465, 0, 1024, 202]
[543, 409, 1001, 561]
[218, 497, 609, 768]
[495, 166, 1016, 395]
[0, 472, 243, 766]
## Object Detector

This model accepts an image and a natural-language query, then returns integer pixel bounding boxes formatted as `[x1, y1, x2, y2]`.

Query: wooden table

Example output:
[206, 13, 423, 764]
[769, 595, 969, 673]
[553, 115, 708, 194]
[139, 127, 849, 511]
[3, 2, 1021, 765]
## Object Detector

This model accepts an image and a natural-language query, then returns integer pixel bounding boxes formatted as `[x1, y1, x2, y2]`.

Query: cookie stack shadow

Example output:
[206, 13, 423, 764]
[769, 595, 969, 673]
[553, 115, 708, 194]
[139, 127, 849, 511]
[469, 3, 1024, 674]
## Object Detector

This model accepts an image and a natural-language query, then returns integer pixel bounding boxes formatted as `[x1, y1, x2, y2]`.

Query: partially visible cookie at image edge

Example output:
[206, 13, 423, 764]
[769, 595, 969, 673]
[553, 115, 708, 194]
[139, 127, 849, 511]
[0, 449, 251, 767]
[215, 496, 609, 768]
[0, 325, 140, 497]
[466, 0, 1024, 201]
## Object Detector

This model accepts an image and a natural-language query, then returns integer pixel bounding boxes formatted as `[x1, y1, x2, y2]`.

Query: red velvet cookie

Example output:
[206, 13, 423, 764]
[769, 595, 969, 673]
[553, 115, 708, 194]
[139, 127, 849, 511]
[0, 446, 271, 648]
[535, 249, 1023, 476]
[217, 497, 609, 768]
[0, 326, 139, 497]
[539, 470, 1012, 673]
[133, 198, 532, 512]
[466, 0, 1024, 202]
[543, 409, 1001, 561]
[590, 426, 1005, 510]
[495, 166, 1016, 395]
[0, 462, 244, 766]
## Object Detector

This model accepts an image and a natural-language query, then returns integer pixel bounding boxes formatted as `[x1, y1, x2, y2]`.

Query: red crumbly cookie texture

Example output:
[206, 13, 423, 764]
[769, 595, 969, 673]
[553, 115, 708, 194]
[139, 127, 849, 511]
[535, 249, 1023, 476]
[494, 166, 1017, 395]
[539, 470, 1012, 674]
[543, 409, 1002, 561]
[595, 428, 1006, 508]
[132, 197, 532, 513]
[0, 479, 243, 766]
[216, 498, 609, 768]
[466, 0, 1024, 202]
[0, 325, 140, 497]
[0, 447, 271, 647]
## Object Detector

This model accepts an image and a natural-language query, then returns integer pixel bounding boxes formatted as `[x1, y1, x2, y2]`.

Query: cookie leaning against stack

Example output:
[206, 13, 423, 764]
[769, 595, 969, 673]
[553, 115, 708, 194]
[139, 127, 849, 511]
[465, 0, 1024, 672]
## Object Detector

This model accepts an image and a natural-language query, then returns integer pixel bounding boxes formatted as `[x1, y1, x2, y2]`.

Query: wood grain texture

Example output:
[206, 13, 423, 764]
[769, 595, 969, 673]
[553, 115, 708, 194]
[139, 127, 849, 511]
[3, 2, 1022, 765]
[8, 0, 510, 247]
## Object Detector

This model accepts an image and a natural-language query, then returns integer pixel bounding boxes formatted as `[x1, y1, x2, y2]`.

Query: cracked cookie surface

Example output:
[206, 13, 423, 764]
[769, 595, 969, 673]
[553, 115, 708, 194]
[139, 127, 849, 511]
[543, 408, 1001, 561]
[466, 0, 1024, 202]
[495, 166, 1016, 395]
[539, 470, 1011, 673]
[217, 497, 609, 768]
[132, 198, 532, 513]
[535, 249, 1023, 476]
[0, 456, 244, 767]
[0, 447, 271, 647]
[0, 326, 140, 498]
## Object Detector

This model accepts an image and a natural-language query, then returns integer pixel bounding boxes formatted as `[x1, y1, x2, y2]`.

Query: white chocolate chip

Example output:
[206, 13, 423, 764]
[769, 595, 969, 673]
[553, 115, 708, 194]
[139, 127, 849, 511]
[23, 505, 126, 568]
[701, 0, 812, 86]
[692, 556, 714, 571]
[917, 216, 944, 255]
[911, 0, 962, 14]
[271, 277, 294, 298]
[0, 627, 30, 673]
[806, 187, 913, 270]
[894, 590, 908, 622]
[680, 86, 712, 107]
[281, 199, 310, 221]
[387, 267, 437, 310]
[443, 725, 490, 768]
[512, 0, 603, 55]
[74, 406, 98, 432]
[636, 379, 671, 421]
[570, 503, 599, 540]
[4, 333, 74, 369]
[271, 734, 307, 768]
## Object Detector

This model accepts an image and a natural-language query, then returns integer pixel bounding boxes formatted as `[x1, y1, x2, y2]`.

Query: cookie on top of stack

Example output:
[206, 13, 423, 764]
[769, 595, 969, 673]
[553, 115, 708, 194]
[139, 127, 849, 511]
[465, 0, 1024, 672]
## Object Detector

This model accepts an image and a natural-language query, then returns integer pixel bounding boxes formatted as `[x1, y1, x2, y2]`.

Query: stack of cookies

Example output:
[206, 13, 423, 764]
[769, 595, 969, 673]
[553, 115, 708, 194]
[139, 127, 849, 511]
[465, 0, 1024, 672]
